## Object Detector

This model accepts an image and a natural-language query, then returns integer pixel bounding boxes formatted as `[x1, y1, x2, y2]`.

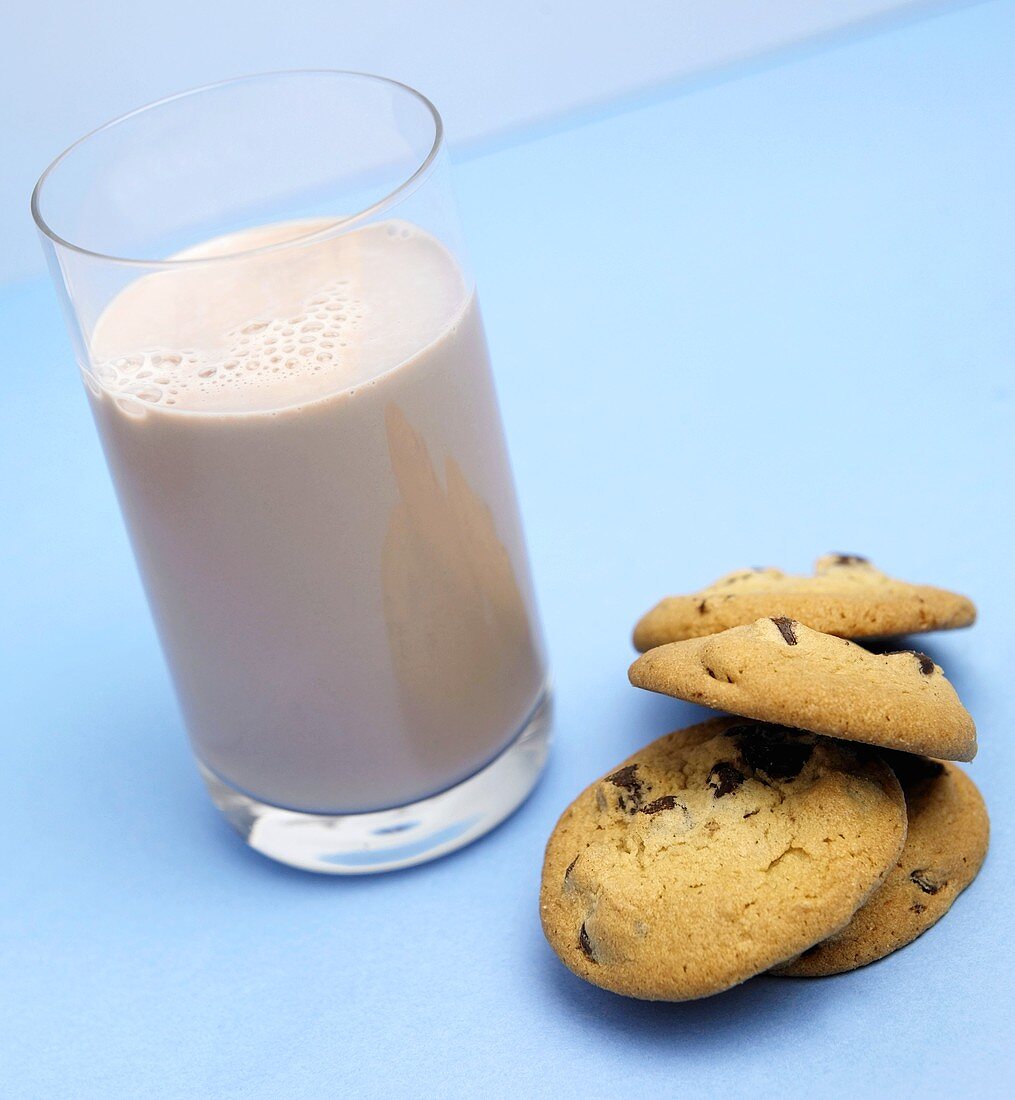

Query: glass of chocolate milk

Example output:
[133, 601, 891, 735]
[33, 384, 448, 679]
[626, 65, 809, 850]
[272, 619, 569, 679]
[33, 71, 551, 872]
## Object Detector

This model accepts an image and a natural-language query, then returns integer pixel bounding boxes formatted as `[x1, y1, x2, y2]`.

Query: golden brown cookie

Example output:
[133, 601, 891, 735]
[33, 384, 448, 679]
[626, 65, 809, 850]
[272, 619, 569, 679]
[774, 755, 988, 976]
[539, 717, 907, 1001]
[633, 555, 976, 651]
[629, 617, 976, 761]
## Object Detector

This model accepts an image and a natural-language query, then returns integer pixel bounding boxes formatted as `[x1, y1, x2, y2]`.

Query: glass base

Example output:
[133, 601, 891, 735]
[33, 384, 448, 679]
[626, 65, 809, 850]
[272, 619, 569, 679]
[199, 686, 552, 874]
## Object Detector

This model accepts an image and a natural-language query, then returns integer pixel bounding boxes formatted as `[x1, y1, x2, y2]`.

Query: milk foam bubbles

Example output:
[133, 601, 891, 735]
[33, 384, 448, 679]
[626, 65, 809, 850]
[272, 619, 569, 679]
[95, 281, 362, 411]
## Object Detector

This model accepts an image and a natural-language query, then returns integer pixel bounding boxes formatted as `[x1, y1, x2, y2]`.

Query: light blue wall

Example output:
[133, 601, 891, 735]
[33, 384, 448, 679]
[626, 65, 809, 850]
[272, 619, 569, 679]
[8, 0, 940, 282]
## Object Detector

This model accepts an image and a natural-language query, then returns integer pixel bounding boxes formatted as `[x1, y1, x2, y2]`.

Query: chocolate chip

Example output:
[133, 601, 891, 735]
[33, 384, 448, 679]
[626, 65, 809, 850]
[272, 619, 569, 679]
[564, 855, 579, 882]
[914, 652, 935, 675]
[730, 723, 813, 780]
[743, 809, 759, 819]
[579, 922, 597, 963]
[708, 762, 746, 798]
[605, 764, 642, 810]
[771, 616, 798, 645]
[607, 764, 640, 794]
[705, 667, 718, 680]
[697, 599, 707, 614]
[910, 903, 927, 914]
[831, 553, 869, 565]
[910, 869, 943, 895]
[640, 795, 681, 815]
[876, 648, 937, 675]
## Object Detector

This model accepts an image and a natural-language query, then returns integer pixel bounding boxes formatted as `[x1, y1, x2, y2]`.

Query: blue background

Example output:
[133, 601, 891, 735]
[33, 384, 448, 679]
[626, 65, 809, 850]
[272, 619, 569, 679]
[3, 0, 937, 281]
[2, 2, 1013, 1095]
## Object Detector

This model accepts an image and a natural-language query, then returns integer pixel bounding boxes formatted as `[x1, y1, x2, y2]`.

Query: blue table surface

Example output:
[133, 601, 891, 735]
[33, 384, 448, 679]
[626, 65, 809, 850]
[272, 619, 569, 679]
[3, 3, 1013, 1096]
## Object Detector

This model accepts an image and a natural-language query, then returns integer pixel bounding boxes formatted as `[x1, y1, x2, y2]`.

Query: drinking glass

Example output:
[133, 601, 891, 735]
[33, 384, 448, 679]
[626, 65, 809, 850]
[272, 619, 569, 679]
[33, 71, 551, 873]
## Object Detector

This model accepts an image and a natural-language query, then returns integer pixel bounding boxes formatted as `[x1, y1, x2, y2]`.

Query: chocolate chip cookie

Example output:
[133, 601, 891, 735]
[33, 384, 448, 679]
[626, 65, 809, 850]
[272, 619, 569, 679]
[633, 555, 976, 652]
[774, 755, 988, 976]
[629, 617, 976, 761]
[540, 717, 907, 1001]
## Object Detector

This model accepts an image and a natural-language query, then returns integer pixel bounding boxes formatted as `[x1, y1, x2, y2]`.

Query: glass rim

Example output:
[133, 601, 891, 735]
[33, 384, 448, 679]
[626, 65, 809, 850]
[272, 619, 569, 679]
[30, 68, 445, 270]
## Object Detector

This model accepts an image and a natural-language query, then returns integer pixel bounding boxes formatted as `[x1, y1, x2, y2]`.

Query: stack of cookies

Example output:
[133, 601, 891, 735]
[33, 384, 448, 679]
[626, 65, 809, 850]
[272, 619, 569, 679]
[540, 555, 989, 1001]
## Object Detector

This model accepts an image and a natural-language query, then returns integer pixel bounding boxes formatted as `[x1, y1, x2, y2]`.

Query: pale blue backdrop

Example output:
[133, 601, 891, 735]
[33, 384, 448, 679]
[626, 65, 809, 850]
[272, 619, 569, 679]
[2, 1, 1013, 1096]
[2, 0, 952, 281]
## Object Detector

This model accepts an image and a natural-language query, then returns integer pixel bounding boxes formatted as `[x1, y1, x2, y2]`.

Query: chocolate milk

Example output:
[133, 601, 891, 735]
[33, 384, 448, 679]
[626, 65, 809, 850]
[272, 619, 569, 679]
[86, 220, 547, 813]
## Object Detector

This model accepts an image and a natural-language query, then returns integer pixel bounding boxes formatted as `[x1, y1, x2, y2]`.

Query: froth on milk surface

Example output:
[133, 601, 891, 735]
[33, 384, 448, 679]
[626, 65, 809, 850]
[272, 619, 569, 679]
[87, 220, 547, 813]
[91, 219, 469, 414]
